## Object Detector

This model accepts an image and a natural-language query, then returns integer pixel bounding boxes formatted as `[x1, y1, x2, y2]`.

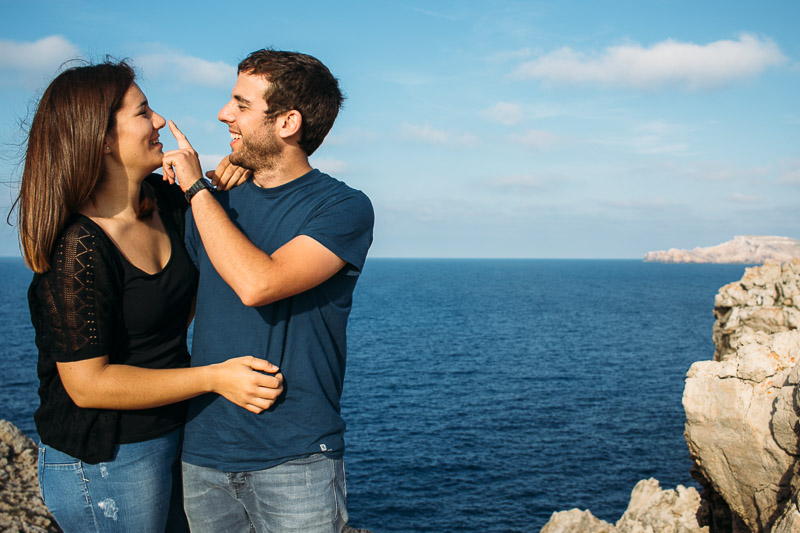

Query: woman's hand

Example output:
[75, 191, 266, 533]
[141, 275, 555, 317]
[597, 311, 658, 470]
[207, 155, 252, 191]
[210, 356, 284, 414]
[162, 120, 204, 192]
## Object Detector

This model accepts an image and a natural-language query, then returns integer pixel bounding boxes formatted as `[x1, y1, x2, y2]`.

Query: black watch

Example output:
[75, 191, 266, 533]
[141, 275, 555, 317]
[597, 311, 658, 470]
[184, 178, 213, 203]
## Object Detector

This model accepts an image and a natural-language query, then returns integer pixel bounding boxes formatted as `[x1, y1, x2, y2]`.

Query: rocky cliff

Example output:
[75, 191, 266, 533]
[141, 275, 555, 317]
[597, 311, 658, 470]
[541, 259, 800, 532]
[0, 420, 60, 532]
[643, 235, 800, 264]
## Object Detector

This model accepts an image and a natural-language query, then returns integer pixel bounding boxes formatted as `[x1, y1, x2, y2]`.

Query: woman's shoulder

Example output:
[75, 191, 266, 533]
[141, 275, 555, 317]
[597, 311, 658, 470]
[48, 215, 120, 278]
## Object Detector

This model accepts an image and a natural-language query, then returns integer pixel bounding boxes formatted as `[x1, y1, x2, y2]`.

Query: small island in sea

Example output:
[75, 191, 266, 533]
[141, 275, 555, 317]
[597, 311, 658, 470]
[643, 235, 800, 264]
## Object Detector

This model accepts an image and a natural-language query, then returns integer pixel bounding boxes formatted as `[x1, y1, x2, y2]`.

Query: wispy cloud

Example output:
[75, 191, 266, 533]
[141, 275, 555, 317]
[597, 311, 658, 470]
[507, 129, 560, 150]
[310, 157, 349, 175]
[513, 33, 786, 90]
[198, 153, 228, 172]
[401, 123, 479, 146]
[484, 174, 544, 191]
[325, 127, 379, 146]
[602, 197, 672, 210]
[135, 50, 236, 88]
[777, 159, 800, 184]
[481, 172, 567, 193]
[729, 193, 763, 204]
[482, 102, 524, 125]
[0, 35, 80, 87]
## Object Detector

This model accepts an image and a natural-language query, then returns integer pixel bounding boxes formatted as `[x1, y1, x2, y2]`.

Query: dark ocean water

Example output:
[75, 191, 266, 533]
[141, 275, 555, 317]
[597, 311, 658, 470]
[1, 257, 747, 532]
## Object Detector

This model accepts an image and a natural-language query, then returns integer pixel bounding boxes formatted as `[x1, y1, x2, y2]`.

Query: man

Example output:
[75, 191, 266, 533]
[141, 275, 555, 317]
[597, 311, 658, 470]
[163, 49, 374, 532]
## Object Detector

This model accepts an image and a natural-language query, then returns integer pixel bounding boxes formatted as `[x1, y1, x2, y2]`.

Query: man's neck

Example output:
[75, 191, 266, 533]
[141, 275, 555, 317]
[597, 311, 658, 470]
[252, 158, 314, 189]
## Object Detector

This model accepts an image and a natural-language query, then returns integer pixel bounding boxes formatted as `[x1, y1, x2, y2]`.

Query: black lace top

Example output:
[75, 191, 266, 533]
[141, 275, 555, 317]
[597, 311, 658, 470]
[29, 176, 196, 463]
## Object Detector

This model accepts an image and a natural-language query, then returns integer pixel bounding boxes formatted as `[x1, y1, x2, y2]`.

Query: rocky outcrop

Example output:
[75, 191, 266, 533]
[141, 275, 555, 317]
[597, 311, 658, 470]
[683, 259, 800, 532]
[541, 259, 800, 532]
[712, 260, 800, 361]
[0, 420, 60, 533]
[643, 235, 800, 264]
[541, 478, 707, 532]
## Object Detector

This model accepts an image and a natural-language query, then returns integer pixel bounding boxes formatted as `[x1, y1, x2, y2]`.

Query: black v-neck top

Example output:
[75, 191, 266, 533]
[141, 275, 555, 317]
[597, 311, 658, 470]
[29, 175, 197, 462]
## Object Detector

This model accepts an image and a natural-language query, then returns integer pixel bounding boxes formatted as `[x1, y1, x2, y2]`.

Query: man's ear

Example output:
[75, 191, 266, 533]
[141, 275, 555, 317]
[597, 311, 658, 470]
[276, 110, 302, 140]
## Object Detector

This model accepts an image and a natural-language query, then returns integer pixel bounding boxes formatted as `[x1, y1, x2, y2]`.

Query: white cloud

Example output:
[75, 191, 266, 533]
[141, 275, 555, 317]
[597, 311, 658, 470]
[401, 124, 479, 146]
[485, 174, 544, 190]
[310, 157, 349, 175]
[777, 160, 800, 184]
[482, 102, 524, 125]
[729, 193, 763, 204]
[135, 51, 236, 89]
[631, 136, 689, 155]
[602, 197, 672, 210]
[0, 35, 80, 87]
[513, 34, 786, 90]
[198, 153, 228, 172]
[508, 129, 560, 150]
[325, 127, 378, 145]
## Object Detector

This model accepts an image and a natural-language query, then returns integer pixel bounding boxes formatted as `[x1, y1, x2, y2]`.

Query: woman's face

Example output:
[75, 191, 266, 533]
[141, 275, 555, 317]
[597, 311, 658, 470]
[106, 83, 166, 176]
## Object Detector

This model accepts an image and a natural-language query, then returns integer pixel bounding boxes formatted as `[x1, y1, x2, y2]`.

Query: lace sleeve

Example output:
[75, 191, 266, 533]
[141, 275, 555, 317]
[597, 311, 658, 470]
[29, 218, 123, 363]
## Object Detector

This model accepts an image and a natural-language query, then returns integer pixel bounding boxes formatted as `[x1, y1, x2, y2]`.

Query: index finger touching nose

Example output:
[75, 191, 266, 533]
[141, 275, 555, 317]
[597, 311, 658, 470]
[168, 120, 194, 150]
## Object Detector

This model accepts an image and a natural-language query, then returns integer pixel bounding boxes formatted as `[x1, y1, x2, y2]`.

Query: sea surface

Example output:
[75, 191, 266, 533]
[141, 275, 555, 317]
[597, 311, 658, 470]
[1, 257, 749, 532]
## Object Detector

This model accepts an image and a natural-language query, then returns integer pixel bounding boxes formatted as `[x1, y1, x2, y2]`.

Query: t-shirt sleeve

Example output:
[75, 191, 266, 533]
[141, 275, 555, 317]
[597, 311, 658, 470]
[300, 190, 374, 273]
[184, 209, 200, 269]
[31, 222, 121, 363]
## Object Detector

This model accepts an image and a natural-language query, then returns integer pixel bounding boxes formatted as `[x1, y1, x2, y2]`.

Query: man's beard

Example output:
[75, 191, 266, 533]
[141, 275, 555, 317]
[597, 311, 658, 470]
[230, 128, 282, 172]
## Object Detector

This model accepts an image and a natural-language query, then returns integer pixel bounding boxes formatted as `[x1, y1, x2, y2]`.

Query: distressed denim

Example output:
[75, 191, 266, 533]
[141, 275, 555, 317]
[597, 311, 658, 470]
[38, 429, 188, 533]
[182, 453, 348, 533]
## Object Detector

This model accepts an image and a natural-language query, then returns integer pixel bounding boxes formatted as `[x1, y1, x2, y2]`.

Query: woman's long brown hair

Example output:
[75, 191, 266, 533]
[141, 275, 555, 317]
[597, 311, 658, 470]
[17, 61, 137, 273]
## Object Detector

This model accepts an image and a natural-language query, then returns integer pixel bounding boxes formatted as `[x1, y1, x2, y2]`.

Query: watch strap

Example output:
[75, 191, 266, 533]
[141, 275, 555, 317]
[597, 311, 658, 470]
[184, 178, 212, 203]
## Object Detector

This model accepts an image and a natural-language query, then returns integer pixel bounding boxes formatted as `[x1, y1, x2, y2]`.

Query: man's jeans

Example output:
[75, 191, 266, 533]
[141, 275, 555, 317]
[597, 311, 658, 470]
[182, 453, 348, 533]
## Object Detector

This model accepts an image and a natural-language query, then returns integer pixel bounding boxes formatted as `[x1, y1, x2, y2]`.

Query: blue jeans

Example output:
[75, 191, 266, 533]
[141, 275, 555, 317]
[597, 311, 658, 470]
[38, 429, 188, 533]
[182, 453, 348, 533]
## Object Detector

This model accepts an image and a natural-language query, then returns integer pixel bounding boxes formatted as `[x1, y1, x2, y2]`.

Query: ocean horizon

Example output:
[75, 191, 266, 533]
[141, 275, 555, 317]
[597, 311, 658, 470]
[2, 257, 748, 532]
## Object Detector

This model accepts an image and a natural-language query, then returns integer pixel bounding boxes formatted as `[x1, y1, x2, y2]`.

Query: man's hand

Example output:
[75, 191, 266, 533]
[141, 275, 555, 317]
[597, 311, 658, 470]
[207, 155, 252, 191]
[162, 120, 204, 192]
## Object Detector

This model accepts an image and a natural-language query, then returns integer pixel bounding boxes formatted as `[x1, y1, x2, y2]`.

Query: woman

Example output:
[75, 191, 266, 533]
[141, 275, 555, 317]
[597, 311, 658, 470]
[17, 61, 282, 532]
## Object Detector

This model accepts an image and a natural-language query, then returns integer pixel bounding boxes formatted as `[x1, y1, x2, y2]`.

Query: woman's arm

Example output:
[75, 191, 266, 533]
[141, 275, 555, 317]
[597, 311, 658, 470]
[57, 355, 283, 414]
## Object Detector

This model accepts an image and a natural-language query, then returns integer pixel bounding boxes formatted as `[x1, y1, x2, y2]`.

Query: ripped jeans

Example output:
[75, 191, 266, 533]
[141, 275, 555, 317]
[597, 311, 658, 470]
[38, 429, 188, 533]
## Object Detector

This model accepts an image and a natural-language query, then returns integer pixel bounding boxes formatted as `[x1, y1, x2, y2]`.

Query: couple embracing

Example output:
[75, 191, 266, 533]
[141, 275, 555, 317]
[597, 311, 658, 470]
[19, 48, 373, 532]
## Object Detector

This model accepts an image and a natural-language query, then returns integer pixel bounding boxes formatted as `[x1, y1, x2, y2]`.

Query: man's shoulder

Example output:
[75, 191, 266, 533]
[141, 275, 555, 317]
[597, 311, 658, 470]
[314, 172, 373, 210]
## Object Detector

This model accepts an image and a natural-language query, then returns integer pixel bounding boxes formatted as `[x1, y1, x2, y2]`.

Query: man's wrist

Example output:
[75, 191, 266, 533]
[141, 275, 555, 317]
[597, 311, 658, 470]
[185, 178, 213, 204]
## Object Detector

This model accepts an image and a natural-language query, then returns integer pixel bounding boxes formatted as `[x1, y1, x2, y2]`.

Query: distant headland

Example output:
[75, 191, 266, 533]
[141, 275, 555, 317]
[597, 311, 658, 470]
[643, 235, 800, 264]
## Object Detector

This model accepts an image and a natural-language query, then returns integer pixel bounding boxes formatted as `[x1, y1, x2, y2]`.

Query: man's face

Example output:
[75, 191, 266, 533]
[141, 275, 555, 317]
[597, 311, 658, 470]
[218, 73, 282, 172]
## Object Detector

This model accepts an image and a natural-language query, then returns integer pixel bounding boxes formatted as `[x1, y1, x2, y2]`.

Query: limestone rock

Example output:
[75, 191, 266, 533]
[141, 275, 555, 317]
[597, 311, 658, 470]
[643, 235, 800, 264]
[713, 259, 800, 360]
[541, 508, 614, 532]
[0, 420, 60, 533]
[683, 260, 800, 531]
[614, 478, 706, 533]
[540, 479, 707, 532]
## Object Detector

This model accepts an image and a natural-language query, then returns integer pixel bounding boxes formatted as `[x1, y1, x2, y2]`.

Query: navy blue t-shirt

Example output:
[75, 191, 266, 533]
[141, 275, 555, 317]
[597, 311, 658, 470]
[182, 169, 373, 471]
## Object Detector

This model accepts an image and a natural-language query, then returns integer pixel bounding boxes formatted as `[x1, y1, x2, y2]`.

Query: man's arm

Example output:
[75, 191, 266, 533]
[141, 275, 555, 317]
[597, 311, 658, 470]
[164, 121, 345, 307]
[188, 189, 345, 306]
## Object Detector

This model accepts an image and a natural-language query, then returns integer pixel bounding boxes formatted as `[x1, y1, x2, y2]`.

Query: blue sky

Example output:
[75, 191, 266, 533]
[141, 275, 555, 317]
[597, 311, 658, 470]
[1, 0, 798, 258]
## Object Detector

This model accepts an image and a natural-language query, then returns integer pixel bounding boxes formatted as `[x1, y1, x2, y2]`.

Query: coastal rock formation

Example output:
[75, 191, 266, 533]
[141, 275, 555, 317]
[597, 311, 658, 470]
[541, 478, 707, 532]
[643, 235, 800, 264]
[0, 420, 60, 533]
[712, 260, 800, 361]
[683, 259, 800, 532]
[541, 259, 800, 532]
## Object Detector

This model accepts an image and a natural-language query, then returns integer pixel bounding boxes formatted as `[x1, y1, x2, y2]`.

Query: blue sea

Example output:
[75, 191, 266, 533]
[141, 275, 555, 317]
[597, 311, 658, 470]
[1, 257, 748, 532]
